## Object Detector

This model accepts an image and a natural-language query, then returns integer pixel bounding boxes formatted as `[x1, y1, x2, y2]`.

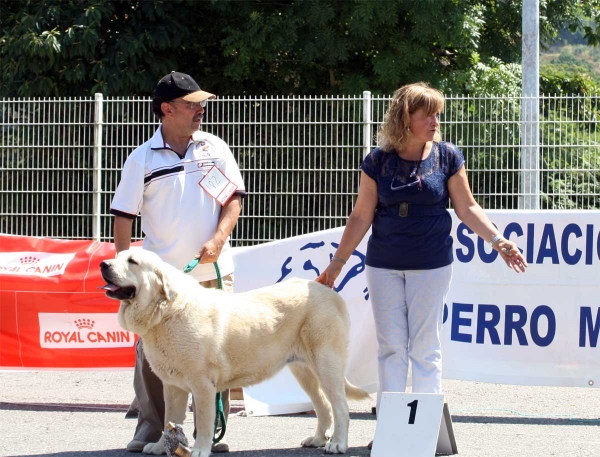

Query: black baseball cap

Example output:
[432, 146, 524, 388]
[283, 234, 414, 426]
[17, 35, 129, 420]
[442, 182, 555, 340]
[154, 71, 216, 102]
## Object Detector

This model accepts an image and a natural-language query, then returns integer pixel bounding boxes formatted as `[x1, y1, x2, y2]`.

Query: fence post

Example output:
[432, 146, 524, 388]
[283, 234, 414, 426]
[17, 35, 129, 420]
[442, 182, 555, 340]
[93, 93, 103, 241]
[362, 91, 372, 157]
[520, 0, 540, 209]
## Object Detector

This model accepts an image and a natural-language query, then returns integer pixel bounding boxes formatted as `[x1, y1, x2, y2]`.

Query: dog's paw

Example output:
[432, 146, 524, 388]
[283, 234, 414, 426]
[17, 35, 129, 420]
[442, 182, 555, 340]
[301, 434, 328, 448]
[190, 448, 211, 457]
[324, 440, 348, 454]
[142, 441, 166, 455]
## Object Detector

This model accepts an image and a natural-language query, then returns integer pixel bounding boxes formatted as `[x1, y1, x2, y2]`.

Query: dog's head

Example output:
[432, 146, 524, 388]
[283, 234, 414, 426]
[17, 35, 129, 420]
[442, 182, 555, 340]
[99, 249, 179, 335]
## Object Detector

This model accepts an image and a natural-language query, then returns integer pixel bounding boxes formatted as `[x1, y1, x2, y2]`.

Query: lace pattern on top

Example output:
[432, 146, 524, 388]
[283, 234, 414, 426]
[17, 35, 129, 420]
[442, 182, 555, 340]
[361, 142, 465, 208]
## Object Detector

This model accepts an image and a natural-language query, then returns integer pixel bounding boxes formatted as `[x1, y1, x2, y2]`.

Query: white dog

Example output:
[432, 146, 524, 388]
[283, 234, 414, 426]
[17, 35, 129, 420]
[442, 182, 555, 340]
[100, 249, 370, 457]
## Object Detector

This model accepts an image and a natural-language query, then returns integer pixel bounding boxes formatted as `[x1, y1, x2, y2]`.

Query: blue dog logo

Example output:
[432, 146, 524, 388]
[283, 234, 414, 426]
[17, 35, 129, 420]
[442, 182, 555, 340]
[276, 241, 369, 300]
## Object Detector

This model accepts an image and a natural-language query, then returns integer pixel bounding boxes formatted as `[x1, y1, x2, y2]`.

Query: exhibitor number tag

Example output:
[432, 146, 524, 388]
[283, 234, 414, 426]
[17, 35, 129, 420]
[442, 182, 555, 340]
[199, 165, 238, 206]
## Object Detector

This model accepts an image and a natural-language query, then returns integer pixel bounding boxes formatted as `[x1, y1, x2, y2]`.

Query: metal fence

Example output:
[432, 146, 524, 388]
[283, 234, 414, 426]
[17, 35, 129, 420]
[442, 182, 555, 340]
[1, 93, 599, 246]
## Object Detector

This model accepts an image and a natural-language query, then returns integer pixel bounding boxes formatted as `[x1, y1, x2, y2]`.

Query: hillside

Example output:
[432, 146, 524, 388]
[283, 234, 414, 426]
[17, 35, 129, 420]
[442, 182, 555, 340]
[541, 44, 600, 80]
[541, 26, 600, 86]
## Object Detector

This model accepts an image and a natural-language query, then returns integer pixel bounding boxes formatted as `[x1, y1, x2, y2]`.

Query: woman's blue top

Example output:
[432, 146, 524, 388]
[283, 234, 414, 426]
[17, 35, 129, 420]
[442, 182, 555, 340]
[361, 141, 465, 270]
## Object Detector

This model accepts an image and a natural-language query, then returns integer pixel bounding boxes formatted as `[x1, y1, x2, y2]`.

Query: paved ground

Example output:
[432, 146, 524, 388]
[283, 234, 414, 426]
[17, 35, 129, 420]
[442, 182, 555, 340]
[1, 370, 599, 457]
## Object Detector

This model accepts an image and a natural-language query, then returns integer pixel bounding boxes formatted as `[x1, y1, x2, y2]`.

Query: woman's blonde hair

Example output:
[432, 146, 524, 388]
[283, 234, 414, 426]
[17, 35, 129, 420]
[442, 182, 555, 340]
[377, 82, 445, 152]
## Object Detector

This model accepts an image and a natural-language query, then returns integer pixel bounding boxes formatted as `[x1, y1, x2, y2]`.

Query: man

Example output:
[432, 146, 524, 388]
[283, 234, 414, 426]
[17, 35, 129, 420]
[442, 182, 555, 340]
[110, 71, 246, 453]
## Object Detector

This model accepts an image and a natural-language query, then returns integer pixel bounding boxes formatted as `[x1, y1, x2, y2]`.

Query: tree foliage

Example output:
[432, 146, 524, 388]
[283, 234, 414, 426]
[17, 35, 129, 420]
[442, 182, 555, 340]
[0, 0, 194, 96]
[2, 0, 599, 97]
[541, 64, 600, 94]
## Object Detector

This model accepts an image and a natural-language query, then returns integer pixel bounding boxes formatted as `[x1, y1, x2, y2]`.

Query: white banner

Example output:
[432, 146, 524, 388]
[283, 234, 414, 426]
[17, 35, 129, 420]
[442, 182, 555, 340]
[444, 210, 599, 387]
[232, 211, 600, 415]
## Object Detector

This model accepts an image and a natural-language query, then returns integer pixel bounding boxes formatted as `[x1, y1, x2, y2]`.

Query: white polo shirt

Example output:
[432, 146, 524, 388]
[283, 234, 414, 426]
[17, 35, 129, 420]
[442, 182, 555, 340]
[110, 126, 246, 281]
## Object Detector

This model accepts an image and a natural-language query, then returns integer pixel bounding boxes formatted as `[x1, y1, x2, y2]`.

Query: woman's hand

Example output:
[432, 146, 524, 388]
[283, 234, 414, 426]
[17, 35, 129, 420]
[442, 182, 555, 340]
[315, 260, 345, 288]
[495, 239, 528, 273]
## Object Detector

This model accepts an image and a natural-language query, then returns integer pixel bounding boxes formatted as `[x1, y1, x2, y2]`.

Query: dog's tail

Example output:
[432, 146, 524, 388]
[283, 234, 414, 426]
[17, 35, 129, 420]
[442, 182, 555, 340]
[345, 379, 371, 400]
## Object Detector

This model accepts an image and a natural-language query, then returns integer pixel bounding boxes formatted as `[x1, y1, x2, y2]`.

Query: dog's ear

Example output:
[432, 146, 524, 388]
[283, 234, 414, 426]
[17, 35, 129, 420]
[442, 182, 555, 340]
[155, 266, 177, 302]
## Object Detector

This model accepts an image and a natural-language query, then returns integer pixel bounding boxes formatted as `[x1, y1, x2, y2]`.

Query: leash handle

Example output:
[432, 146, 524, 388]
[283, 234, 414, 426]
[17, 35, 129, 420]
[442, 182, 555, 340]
[183, 258, 199, 273]
[183, 259, 223, 291]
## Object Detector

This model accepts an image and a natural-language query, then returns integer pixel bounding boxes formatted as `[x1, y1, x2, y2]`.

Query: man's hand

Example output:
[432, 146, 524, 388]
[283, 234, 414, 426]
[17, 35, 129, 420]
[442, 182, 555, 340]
[196, 238, 224, 264]
[196, 195, 242, 264]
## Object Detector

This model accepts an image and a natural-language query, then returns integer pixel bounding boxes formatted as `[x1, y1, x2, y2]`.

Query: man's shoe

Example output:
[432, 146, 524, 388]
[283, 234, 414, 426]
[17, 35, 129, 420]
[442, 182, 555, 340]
[211, 440, 230, 453]
[126, 439, 147, 453]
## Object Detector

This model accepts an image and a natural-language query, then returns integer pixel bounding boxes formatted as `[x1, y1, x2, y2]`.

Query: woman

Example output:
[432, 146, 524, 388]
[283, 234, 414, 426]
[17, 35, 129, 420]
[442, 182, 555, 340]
[316, 83, 527, 444]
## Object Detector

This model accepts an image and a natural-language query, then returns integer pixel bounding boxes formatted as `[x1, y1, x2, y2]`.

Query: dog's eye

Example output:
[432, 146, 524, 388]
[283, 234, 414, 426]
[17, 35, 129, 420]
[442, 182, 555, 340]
[127, 257, 139, 265]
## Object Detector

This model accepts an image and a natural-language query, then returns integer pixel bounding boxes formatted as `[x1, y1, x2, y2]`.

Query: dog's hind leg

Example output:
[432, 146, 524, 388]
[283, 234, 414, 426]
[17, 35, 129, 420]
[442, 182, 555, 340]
[289, 362, 332, 449]
[142, 384, 188, 455]
[312, 350, 350, 454]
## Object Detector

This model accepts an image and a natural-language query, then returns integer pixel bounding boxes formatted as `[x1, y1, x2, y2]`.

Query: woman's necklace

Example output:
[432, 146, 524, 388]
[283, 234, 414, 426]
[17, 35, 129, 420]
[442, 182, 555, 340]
[391, 143, 427, 192]
[409, 143, 427, 179]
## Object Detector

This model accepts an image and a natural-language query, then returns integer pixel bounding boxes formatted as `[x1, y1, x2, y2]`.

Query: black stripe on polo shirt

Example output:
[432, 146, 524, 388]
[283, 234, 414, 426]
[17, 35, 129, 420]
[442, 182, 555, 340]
[110, 208, 137, 219]
[144, 165, 185, 184]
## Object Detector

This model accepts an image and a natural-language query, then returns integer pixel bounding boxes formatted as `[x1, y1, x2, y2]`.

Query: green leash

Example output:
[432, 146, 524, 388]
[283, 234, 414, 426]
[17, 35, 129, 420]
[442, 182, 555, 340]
[183, 258, 227, 444]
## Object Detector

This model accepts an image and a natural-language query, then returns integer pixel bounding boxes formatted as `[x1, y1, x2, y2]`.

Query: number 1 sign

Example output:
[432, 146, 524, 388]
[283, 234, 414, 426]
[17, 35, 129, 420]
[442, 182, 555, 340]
[371, 393, 457, 457]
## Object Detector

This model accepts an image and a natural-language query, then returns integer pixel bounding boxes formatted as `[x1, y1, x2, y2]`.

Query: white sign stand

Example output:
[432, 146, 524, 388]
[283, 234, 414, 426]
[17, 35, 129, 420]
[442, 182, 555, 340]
[371, 393, 458, 457]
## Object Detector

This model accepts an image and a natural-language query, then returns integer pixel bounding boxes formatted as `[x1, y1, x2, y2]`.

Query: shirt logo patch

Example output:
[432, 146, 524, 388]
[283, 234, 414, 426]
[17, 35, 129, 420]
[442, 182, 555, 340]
[196, 142, 211, 157]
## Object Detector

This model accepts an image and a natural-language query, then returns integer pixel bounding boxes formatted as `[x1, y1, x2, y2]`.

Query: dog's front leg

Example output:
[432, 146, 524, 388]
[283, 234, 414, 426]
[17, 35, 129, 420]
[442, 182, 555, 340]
[189, 381, 217, 457]
[142, 384, 189, 455]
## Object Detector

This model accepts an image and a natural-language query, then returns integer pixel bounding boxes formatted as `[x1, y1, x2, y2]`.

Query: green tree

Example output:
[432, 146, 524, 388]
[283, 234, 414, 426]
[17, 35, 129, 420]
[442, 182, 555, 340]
[0, 0, 198, 96]
[212, 0, 483, 94]
[2, 0, 599, 97]
[209, 0, 599, 95]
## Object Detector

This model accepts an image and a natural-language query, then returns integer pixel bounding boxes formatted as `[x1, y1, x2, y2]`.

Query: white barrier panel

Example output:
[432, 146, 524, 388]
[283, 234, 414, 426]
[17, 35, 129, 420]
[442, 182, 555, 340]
[233, 211, 600, 415]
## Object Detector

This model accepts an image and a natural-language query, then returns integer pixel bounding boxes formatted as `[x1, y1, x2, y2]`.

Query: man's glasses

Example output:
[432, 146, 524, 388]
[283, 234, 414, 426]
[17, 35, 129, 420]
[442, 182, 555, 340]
[391, 168, 422, 191]
[169, 100, 208, 110]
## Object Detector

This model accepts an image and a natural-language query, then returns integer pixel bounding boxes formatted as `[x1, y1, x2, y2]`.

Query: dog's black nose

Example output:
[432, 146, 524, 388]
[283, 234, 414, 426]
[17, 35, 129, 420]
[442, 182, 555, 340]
[100, 260, 110, 270]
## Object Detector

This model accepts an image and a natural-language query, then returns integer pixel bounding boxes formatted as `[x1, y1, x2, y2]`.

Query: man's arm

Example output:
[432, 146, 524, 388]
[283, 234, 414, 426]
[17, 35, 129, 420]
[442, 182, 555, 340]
[113, 215, 134, 253]
[197, 195, 243, 263]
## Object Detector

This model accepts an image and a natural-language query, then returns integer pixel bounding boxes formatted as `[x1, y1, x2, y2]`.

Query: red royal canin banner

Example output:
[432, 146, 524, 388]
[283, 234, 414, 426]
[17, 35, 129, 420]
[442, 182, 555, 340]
[0, 235, 140, 369]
